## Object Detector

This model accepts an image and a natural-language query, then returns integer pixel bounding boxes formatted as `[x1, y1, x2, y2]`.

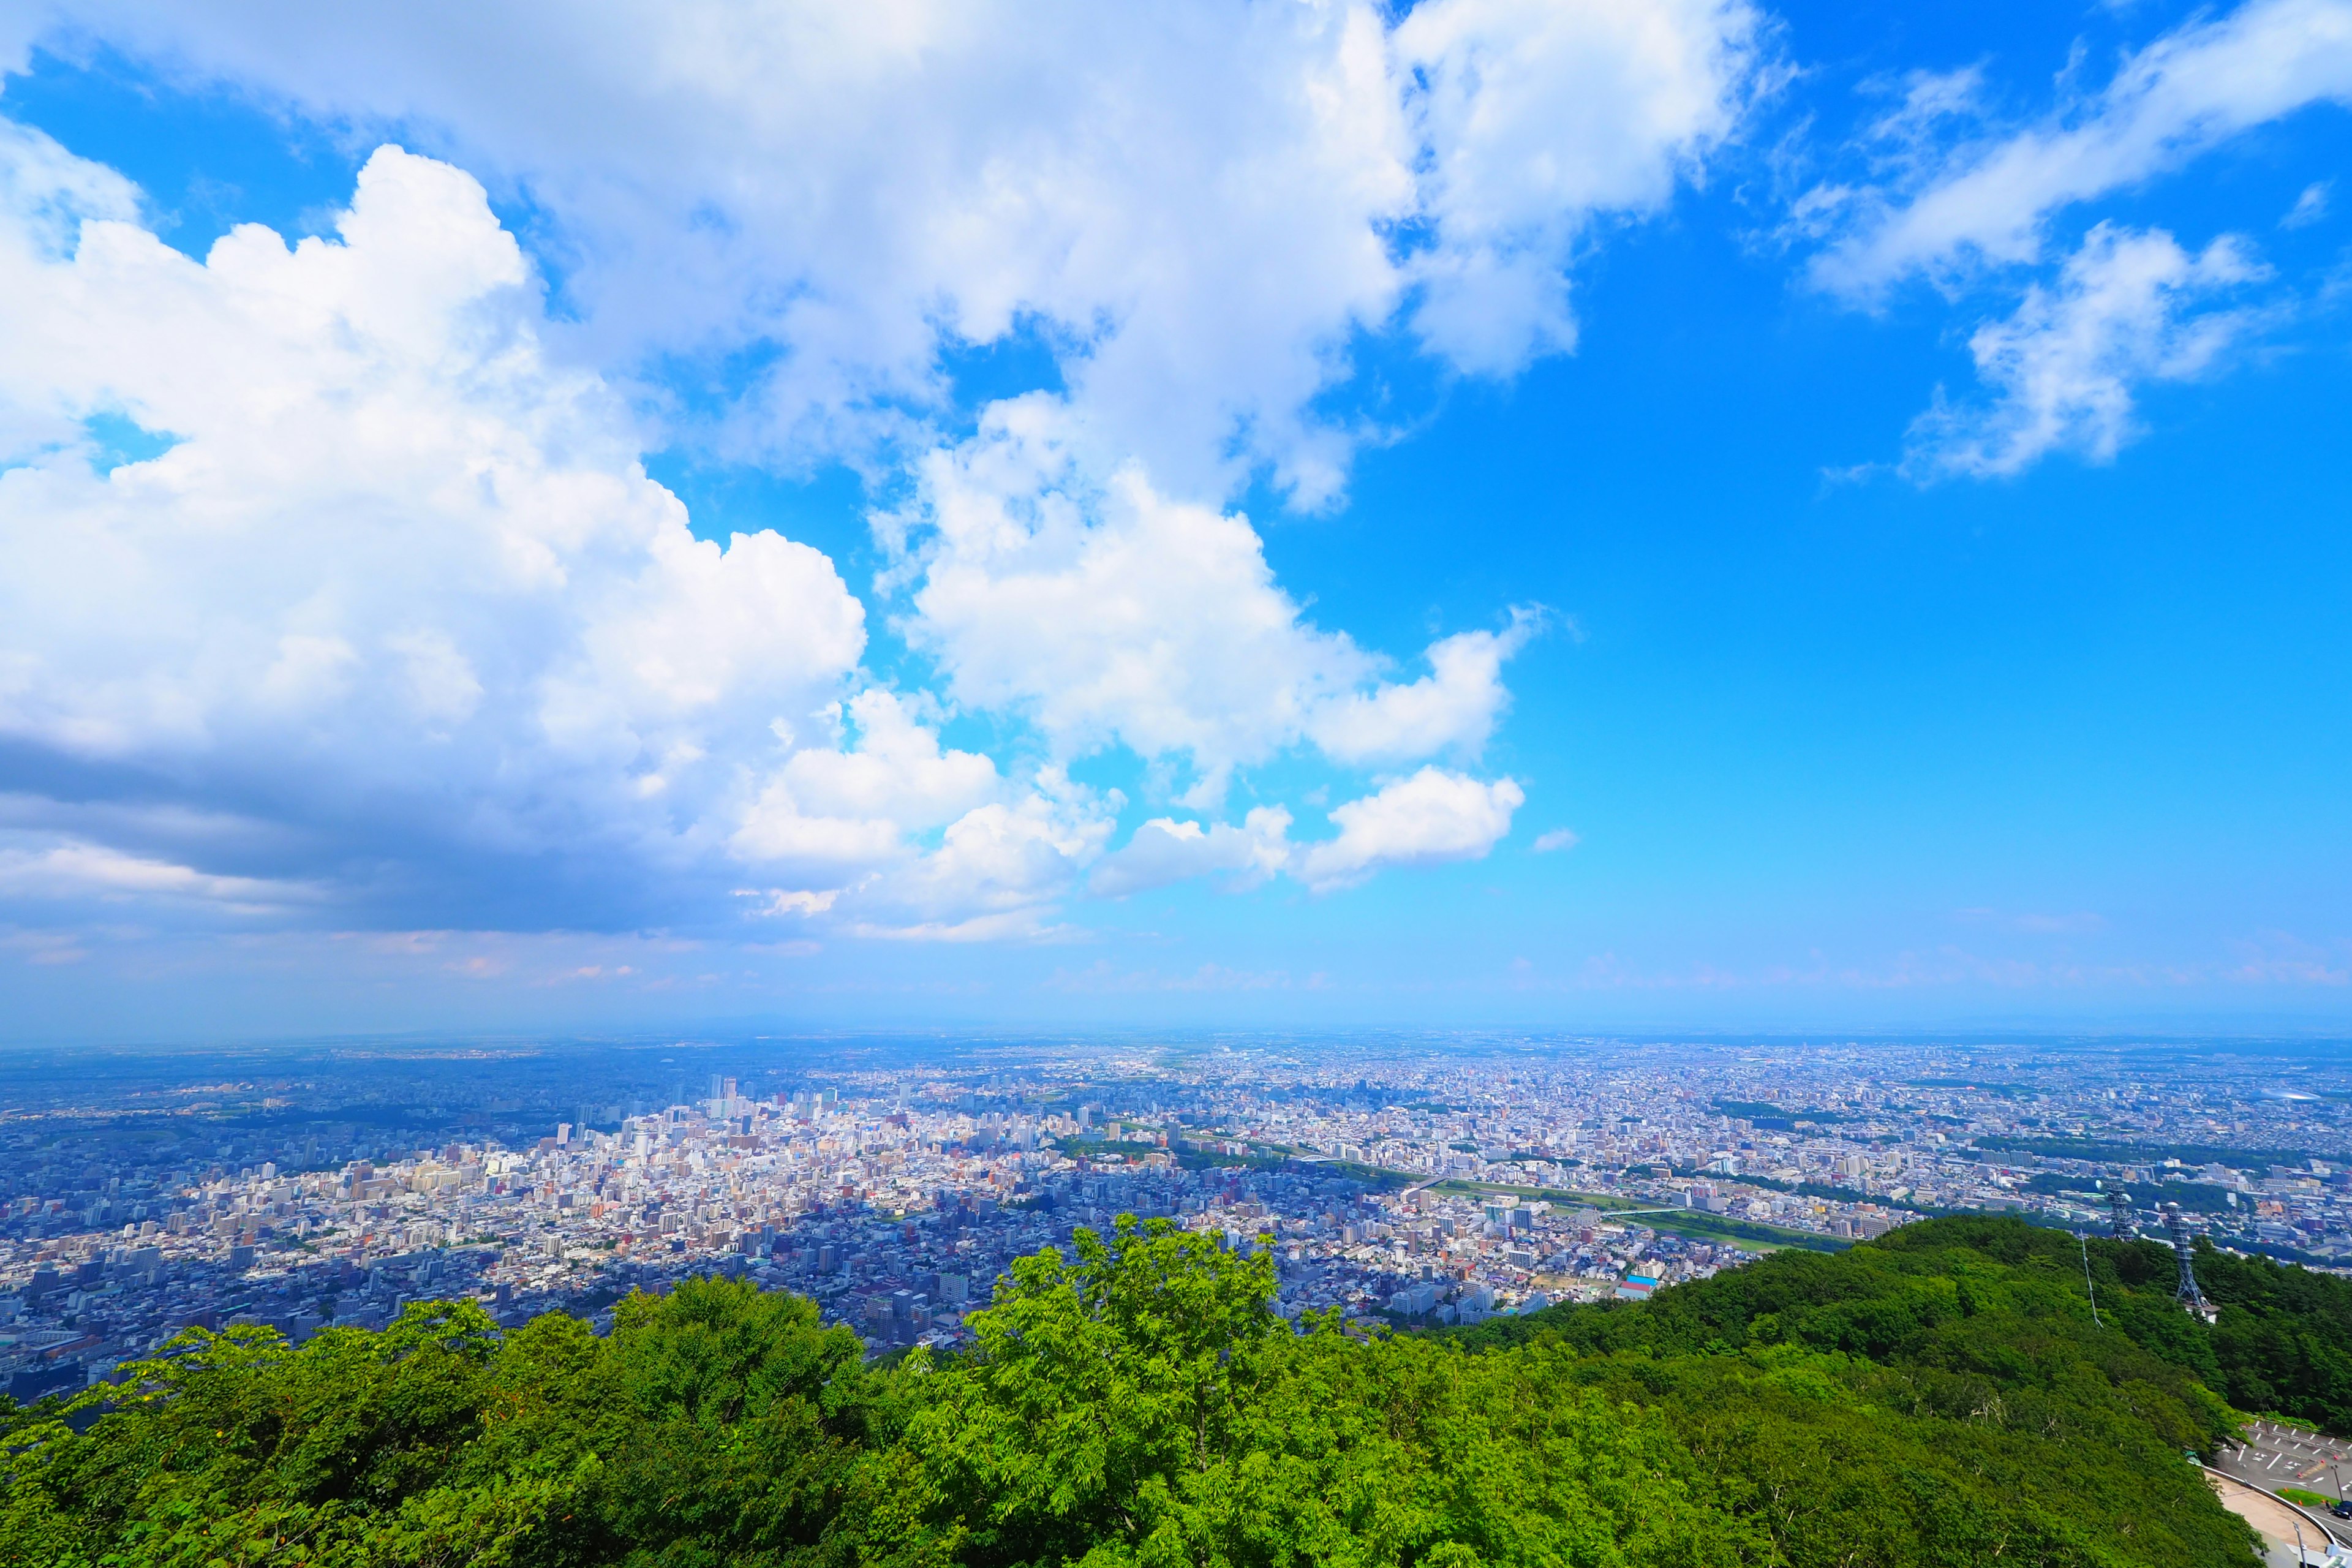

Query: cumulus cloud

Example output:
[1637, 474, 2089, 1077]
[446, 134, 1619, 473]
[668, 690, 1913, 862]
[29, 0, 1766, 506]
[1294, 767, 1524, 892]
[731, 690, 1005, 874]
[0, 832, 318, 913]
[1088, 807, 1294, 899]
[1532, 827, 1580, 853]
[0, 142, 867, 830]
[0, 134, 1129, 933]
[1807, 0, 2352, 297]
[1396, 0, 1765, 374]
[1306, 608, 1542, 766]
[888, 401, 1537, 806]
[1091, 770, 1525, 898]
[847, 769, 1118, 940]
[1902, 224, 2269, 478]
[2, 2, 1648, 942]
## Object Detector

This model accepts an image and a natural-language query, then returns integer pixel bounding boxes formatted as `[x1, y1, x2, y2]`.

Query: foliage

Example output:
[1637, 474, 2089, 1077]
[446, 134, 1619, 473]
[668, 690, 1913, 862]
[1708, 1102, 1861, 1125]
[1439, 1216, 2258, 1566]
[1045, 1140, 1168, 1164]
[2190, 1240, 2352, 1433]
[900, 1215, 1751, 1568]
[1434, 1182, 1849, 1253]
[9, 1214, 2333, 1568]
[1, 1281, 880, 1568]
[1969, 1136, 2348, 1168]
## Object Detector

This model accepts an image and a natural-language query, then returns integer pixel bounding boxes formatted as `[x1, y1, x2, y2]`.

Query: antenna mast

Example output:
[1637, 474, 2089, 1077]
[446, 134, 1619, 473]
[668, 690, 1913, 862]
[2163, 1202, 2215, 1320]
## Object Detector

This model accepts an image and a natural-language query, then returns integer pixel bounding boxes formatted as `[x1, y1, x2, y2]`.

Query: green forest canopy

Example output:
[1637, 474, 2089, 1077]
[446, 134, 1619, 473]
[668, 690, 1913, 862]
[7, 1214, 2350, 1568]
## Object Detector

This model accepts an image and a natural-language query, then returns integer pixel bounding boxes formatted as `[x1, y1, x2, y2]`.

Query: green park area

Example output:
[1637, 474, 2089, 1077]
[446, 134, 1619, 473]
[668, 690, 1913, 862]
[1430, 1178, 1849, 1254]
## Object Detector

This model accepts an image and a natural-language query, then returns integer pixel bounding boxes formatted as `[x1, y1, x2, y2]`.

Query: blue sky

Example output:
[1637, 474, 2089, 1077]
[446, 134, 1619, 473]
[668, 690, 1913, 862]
[1, 0, 2348, 1041]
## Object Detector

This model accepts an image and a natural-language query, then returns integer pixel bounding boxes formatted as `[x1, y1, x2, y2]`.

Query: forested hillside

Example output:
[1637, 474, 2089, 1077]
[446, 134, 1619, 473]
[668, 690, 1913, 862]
[6, 1215, 2345, 1568]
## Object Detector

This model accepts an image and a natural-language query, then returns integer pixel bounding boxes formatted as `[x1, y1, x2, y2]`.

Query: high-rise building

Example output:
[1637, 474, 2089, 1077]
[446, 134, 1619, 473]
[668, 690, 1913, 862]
[707, 1076, 741, 1120]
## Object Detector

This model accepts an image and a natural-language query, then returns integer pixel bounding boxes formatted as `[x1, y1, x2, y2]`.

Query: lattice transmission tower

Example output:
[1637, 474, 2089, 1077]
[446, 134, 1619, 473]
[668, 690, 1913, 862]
[2163, 1202, 2215, 1319]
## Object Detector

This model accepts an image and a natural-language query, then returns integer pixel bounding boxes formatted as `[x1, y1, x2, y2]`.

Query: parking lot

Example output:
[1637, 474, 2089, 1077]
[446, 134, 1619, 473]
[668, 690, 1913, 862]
[2211, 1420, 2350, 1563]
[2218, 1420, 2352, 1509]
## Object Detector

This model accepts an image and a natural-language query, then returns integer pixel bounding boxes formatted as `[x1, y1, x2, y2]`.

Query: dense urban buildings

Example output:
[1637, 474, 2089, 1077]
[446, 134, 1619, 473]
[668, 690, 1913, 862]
[4, 1034, 2347, 1399]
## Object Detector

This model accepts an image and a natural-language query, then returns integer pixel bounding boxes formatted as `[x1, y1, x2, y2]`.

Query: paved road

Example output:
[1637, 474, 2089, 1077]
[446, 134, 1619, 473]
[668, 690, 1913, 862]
[2208, 1471, 2345, 1566]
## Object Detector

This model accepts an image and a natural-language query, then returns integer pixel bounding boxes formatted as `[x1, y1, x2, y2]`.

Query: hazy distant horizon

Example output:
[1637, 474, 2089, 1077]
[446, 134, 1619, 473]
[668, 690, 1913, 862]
[8, 1016, 2352, 1057]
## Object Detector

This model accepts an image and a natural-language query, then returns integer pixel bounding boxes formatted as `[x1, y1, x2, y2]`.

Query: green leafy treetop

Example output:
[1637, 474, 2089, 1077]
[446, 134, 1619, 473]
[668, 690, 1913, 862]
[903, 1215, 1749, 1568]
[2, 1213, 2312, 1568]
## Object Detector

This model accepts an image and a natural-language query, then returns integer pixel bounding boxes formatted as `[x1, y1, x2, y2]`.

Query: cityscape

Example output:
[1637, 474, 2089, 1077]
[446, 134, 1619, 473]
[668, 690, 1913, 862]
[7, 1033, 2347, 1401]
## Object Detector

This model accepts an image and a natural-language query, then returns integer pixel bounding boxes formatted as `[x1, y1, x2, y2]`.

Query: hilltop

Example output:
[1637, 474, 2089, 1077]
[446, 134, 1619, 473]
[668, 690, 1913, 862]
[6, 1215, 2347, 1567]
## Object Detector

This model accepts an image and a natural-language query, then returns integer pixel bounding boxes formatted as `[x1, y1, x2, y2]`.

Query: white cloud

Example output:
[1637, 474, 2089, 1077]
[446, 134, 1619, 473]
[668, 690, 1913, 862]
[731, 688, 1005, 875]
[0, 832, 318, 913]
[1532, 827, 1580, 853]
[1902, 224, 2268, 478]
[0, 5, 1643, 941]
[1306, 608, 1541, 765]
[734, 888, 837, 920]
[1294, 767, 1524, 892]
[1810, 0, 2352, 296]
[698, 673, 1123, 940]
[0, 136, 1069, 930]
[1396, 0, 1766, 374]
[34, 0, 1766, 507]
[1088, 807, 1294, 899]
[888, 401, 1536, 805]
[0, 141, 865, 818]
[850, 770, 1117, 939]
[888, 401, 1362, 801]
[1090, 771, 1526, 899]
[2283, 179, 2332, 227]
[788, 691, 1000, 827]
